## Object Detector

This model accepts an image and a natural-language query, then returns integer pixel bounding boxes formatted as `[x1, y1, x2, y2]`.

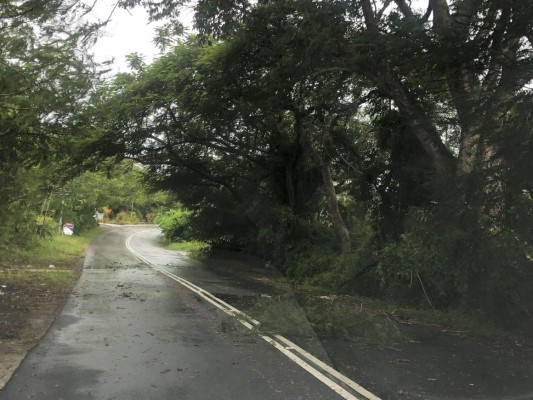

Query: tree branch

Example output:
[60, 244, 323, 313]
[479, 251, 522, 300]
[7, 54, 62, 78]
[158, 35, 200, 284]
[429, 0, 452, 36]
[421, 2, 433, 23]
[393, 0, 415, 20]
[360, 0, 376, 29]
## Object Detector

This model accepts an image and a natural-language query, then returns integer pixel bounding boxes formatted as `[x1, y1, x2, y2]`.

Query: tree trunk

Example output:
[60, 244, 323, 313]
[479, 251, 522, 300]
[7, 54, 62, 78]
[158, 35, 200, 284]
[292, 107, 351, 253]
[457, 127, 481, 174]
[372, 67, 456, 173]
[320, 161, 352, 254]
[285, 164, 296, 211]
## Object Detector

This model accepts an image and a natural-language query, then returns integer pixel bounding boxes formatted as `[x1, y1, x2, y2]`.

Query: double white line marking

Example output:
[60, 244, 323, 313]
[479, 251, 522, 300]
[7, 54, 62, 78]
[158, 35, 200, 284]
[126, 230, 381, 400]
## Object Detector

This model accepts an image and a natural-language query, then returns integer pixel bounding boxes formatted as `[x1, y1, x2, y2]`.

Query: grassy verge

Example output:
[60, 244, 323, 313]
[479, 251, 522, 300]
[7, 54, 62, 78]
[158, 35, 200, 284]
[164, 240, 211, 260]
[0, 228, 101, 341]
[241, 285, 531, 349]
[0, 269, 78, 293]
[5, 228, 101, 269]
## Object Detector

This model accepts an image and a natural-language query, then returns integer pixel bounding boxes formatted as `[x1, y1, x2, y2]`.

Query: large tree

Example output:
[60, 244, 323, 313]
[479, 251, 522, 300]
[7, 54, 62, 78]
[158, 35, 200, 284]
[0, 0, 100, 245]
[90, 0, 533, 319]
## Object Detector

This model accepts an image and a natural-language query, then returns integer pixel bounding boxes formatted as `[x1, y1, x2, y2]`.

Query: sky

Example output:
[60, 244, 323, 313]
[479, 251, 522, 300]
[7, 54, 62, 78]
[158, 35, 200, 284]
[89, 1, 194, 74]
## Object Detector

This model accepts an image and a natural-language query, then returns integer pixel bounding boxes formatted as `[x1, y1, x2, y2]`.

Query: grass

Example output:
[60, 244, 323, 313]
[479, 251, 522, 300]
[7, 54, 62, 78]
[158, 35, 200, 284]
[0, 229, 101, 341]
[0, 269, 78, 292]
[164, 240, 211, 260]
[5, 228, 101, 269]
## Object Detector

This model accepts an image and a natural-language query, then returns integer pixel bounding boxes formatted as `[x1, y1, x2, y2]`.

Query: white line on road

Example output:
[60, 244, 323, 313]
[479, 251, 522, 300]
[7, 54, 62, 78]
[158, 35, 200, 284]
[125, 229, 381, 400]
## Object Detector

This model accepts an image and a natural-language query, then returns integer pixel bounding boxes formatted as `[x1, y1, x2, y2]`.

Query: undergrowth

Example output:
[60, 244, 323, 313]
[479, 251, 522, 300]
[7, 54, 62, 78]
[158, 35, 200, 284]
[246, 294, 404, 348]
[164, 240, 211, 260]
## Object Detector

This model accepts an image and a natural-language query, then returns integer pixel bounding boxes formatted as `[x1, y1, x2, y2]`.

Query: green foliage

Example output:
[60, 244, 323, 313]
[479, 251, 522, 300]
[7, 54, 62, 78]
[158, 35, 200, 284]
[35, 216, 59, 239]
[112, 211, 142, 225]
[248, 295, 403, 347]
[166, 241, 211, 253]
[156, 206, 211, 259]
[248, 295, 316, 338]
[1, 228, 100, 269]
[286, 218, 378, 294]
[302, 296, 404, 347]
[52, 162, 173, 232]
[0, 0, 99, 247]
[155, 207, 195, 242]
[166, 240, 211, 260]
[378, 209, 462, 308]
[81, 0, 533, 332]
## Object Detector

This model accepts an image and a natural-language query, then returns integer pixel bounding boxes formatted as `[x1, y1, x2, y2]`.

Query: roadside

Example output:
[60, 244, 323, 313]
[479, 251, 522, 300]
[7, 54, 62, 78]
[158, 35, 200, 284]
[152, 228, 533, 399]
[0, 229, 101, 389]
[3, 226, 533, 399]
[243, 292, 533, 399]
[181, 249, 533, 400]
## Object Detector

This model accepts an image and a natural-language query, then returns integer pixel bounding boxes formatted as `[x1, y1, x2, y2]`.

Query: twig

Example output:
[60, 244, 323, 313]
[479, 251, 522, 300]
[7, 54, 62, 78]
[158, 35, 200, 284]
[416, 272, 435, 310]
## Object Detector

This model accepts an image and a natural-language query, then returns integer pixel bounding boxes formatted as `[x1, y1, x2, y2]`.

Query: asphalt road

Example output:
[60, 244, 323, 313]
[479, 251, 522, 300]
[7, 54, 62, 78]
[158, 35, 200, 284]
[0, 225, 362, 400]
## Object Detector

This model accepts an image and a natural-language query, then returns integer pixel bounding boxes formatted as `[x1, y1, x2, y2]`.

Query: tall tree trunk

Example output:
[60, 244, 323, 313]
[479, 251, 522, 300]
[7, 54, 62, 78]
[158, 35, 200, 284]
[285, 164, 296, 211]
[293, 107, 351, 253]
[320, 160, 352, 254]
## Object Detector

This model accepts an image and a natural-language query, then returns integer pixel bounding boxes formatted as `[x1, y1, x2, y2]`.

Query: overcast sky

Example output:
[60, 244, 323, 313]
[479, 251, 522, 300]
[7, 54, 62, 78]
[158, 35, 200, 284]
[89, 2, 194, 74]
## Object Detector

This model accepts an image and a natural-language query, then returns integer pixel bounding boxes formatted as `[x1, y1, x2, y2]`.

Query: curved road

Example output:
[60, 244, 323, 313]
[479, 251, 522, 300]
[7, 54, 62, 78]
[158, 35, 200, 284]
[0, 225, 370, 400]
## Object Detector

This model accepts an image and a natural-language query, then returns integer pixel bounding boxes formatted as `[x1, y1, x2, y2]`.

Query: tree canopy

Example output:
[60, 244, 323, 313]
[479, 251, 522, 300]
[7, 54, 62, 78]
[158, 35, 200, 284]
[85, 0, 533, 326]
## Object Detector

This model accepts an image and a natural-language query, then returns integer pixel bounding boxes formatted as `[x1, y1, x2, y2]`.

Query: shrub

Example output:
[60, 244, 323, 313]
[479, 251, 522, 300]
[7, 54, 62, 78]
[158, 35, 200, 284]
[113, 211, 142, 225]
[378, 208, 462, 308]
[286, 217, 379, 295]
[154, 207, 195, 242]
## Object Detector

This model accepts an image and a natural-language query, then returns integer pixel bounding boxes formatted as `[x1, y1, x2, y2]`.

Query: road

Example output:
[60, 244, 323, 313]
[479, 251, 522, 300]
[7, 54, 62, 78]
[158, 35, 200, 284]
[0, 225, 376, 400]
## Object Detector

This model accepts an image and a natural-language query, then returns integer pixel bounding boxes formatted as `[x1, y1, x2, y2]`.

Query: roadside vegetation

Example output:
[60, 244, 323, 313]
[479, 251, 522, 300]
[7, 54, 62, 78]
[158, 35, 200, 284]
[85, 0, 533, 338]
[155, 207, 211, 259]
[7, 228, 101, 269]
[0, 229, 99, 341]
[245, 292, 530, 348]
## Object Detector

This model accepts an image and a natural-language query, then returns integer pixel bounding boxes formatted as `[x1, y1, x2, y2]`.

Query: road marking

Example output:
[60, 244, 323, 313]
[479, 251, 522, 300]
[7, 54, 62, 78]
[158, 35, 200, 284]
[273, 335, 382, 400]
[125, 229, 381, 400]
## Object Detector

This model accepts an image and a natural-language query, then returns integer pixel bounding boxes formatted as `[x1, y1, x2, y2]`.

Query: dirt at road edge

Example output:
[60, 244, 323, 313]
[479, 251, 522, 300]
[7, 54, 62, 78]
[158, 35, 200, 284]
[0, 260, 84, 389]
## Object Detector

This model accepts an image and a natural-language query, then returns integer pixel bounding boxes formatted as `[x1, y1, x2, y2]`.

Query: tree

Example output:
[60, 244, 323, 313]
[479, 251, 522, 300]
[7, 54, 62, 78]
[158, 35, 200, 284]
[0, 0, 100, 245]
[50, 162, 173, 231]
[88, 0, 533, 321]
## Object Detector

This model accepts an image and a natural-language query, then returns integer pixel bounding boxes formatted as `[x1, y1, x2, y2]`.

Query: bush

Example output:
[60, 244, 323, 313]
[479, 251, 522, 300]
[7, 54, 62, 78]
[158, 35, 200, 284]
[154, 207, 195, 242]
[378, 208, 462, 308]
[113, 211, 142, 225]
[35, 216, 58, 238]
[285, 218, 379, 294]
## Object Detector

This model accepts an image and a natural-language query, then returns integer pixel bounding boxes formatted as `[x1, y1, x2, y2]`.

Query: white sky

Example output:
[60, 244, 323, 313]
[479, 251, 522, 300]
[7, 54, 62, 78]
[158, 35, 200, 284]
[89, 1, 194, 74]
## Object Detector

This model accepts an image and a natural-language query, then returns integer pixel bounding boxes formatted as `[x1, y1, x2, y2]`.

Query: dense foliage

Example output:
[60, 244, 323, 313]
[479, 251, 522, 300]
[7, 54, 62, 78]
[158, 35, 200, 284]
[86, 0, 533, 329]
[0, 0, 101, 246]
[0, 1, 171, 247]
[52, 162, 173, 232]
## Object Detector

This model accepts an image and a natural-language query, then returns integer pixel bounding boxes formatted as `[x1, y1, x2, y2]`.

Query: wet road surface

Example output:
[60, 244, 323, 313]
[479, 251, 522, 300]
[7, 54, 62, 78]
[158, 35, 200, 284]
[0, 225, 350, 400]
